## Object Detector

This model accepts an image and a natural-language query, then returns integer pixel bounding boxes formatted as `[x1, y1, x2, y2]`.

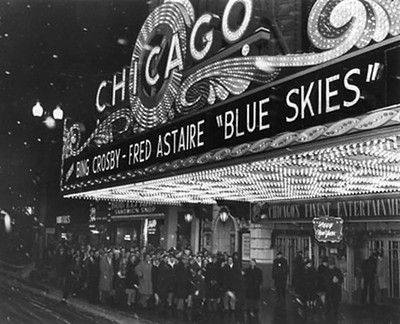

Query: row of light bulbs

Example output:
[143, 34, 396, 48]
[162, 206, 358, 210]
[64, 134, 400, 204]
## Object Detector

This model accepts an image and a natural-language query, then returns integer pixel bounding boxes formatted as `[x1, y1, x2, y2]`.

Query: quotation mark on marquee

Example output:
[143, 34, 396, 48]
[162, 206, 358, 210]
[216, 114, 224, 127]
[366, 62, 382, 83]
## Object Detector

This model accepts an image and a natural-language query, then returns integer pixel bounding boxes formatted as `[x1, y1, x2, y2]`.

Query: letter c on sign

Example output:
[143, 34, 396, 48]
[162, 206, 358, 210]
[145, 46, 161, 86]
[96, 81, 107, 113]
[222, 0, 253, 44]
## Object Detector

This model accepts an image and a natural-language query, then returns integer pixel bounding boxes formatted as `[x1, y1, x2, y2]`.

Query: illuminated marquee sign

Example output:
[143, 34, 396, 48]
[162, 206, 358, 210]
[313, 216, 343, 243]
[61, 0, 400, 193]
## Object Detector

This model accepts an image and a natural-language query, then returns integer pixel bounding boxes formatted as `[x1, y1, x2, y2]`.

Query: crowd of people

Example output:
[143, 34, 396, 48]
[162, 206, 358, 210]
[48, 242, 351, 323]
[51, 243, 263, 322]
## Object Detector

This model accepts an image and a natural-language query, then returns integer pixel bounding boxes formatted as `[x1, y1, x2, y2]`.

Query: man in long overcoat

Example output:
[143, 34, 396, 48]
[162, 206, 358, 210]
[157, 254, 176, 313]
[86, 250, 100, 303]
[99, 250, 114, 304]
[272, 251, 289, 305]
[244, 259, 263, 316]
[326, 258, 344, 318]
[205, 255, 221, 311]
[174, 256, 192, 312]
[221, 256, 241, 312]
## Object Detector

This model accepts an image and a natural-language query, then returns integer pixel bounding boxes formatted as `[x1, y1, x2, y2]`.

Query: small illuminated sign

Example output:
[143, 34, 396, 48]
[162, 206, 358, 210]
[313, 216, 343, 243]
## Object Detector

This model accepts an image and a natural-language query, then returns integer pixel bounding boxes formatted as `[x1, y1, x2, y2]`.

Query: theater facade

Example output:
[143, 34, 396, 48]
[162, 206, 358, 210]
[60, 0, 400, 303]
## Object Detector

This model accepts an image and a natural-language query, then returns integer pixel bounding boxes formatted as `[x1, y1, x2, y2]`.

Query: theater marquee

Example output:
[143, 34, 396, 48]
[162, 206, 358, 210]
[61, 0, 400, 196]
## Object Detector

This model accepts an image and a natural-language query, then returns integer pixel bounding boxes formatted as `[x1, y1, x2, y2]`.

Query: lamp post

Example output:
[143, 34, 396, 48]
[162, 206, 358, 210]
[31, 100, 65, 261]
[32, 101, 64, 129]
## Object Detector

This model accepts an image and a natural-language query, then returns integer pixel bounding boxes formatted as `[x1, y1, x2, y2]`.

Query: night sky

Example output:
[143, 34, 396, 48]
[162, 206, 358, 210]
[0, 0, 148, 215]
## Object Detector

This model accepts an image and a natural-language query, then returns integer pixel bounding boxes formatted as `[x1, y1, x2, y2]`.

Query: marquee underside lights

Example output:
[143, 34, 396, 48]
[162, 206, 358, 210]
[64, 133, 400, 204]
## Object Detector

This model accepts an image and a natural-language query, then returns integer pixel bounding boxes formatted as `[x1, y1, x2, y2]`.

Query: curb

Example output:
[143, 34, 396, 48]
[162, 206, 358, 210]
[0, 268, 152, 324]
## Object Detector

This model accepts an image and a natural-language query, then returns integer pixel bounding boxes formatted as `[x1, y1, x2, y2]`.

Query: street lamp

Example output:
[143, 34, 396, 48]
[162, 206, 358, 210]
[184, 212, 193, 223]
[219, 206, 230, 222]
[53, 105, 64, 120]
[32, 101, 44, 117]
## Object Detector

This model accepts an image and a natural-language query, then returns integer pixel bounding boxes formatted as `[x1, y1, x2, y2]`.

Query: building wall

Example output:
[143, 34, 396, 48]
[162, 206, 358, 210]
[250, 223, 274, 288]
[162, 206, 178, 250]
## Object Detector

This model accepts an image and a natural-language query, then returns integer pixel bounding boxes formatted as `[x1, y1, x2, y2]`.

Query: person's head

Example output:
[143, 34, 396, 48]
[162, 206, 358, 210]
[107, 250, 113, 258]
[276, 251, 283, 259]
[59, 248, 64, 255]
[227, 256, 233, 266]
[322, 256, 328, 266]
[250, 258, 257, 268]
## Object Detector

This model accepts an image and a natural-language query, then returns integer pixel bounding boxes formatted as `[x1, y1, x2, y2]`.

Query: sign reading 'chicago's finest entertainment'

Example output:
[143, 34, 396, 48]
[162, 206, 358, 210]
[253, 197, 400, 222]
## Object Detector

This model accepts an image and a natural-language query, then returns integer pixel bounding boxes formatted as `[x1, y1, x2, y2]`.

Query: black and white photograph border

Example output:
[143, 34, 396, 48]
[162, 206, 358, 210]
[1, 0, 400, 323]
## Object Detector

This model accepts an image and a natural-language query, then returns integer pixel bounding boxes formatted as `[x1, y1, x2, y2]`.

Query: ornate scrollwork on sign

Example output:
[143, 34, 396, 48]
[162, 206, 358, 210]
[63, 108, 135, 159]
[176, 58, 280, 114]
[177, 0, 400, 113]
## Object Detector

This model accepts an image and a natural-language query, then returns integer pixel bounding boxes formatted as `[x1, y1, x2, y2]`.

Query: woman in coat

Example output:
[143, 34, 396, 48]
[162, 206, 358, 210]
[135, 253, 153, 308]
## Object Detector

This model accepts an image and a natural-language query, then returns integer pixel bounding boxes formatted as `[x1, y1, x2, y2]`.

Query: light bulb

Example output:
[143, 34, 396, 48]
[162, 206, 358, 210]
[32, 101, 44, 117]
[53, 105, 63, 120]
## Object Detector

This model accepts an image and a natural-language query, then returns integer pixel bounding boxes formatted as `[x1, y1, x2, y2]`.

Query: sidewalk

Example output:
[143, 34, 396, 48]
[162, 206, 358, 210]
[0, 265, 149, 324]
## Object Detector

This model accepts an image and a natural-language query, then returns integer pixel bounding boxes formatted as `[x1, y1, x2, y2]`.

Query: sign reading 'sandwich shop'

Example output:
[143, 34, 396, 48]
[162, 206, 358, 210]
[61, 0, 400, 193]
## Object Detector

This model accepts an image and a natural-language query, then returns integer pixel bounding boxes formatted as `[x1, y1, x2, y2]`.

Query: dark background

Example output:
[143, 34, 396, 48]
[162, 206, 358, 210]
[0, 0, 310, 225]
